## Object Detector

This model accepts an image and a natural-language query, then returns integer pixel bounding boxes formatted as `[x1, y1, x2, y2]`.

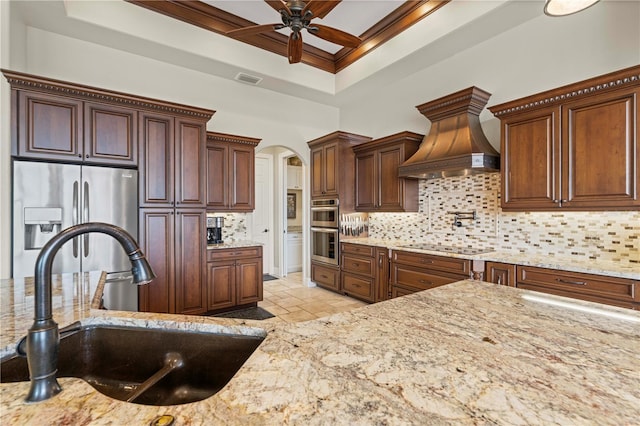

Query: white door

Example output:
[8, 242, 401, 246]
[253, 154, 273, 274]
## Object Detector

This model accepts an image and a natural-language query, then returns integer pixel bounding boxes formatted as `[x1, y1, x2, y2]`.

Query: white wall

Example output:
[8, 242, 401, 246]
[338, 1, 640, 144]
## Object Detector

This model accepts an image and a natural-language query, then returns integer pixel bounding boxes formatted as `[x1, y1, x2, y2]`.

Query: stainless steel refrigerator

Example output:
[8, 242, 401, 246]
[12, 160, 139, 311]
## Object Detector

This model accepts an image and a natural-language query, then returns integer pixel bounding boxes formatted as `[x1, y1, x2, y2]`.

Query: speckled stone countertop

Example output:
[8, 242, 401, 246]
[207, 240, 262, 250]
[2, 274, 639, 425]
[344, 238, 640, 280]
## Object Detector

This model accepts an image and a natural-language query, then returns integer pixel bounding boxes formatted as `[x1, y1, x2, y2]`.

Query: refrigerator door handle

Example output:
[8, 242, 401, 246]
[83, 181, 90, 257]
[72, 180, 79, 258]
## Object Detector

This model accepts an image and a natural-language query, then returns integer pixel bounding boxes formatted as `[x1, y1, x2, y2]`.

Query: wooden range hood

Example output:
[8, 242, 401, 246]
[398, 86, 499, 179]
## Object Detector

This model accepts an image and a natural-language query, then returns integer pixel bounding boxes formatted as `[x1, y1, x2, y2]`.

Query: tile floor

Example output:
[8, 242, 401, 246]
[258, 272, 367, 323]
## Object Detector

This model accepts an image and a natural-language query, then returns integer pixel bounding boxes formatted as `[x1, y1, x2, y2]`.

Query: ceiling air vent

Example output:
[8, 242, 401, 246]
[234, 72, 262, 86]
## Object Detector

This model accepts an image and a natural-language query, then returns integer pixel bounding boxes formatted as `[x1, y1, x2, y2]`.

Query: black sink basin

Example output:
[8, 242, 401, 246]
[0, 324, 265, 406]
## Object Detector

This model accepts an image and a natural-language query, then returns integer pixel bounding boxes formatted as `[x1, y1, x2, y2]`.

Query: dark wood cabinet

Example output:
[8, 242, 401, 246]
[490, 65, 640, 211]
[84, 102, 137, 166]
[175, 118, 207, 208]
[139, 209, 207, 315]
[353, 131, 422, 212]
[174, 209, 207, 314]
[206, 132, 260, 212]
[308, 131, 371, 208]
[340, 242, 390, 303]
[390, 250, 470, 297]
[485, 261, 516, 286]
[15, 90, 84, 161]
[206, 246, 263, 311]
[11, 79, 136, 166]
[516, 265, 639, 310]
[139, 111, 175, 207]
[311, 261, 341, 292]
[138, 209, 175, 314]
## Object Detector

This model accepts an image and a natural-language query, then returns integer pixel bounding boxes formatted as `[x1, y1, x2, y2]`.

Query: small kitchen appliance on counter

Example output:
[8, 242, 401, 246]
[207, 216, 224, 244]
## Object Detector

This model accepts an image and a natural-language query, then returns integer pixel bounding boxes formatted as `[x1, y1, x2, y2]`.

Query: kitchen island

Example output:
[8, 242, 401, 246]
[1, 272, 638, 425]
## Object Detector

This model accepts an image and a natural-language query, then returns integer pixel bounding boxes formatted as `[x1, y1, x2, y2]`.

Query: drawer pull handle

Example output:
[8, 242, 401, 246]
[321, 274, 328, 279]
[556, 278, 587, 286]
[419, 279, 433, 285]
[353, 262, 359, 267]
[421, 259, 433, 264]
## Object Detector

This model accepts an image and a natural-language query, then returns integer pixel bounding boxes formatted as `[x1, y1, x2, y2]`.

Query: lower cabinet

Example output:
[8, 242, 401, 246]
[139, 208, 206, 315]
[207, 246, 263, 312]
[390, 250, 470, 297]
[311, 261, 340, 292]
[286, 232, 303, 273]
[340, 242, 389, 303]
[485, 261, 516, 286]
[516, 265, 639, 310]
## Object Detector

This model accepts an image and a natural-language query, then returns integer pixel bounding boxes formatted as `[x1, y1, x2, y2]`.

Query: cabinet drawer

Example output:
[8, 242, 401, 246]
[517, 266, 639, 308]
[391, 263, 464, 293]
[342, 272, 374, 303]
[341, 243, 375, 257]
[311, 262, 340, 291]
[341, 253, 375, 277]
[392, 250, 470, 276]
[207, 246, 262, 262]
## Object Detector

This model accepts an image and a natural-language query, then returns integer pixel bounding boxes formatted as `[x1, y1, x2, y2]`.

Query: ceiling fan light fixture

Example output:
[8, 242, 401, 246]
[544, 0, 600, 16]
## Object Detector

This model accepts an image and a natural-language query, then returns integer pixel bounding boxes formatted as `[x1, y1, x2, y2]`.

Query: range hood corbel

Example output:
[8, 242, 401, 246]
[398, 86, 500, 179]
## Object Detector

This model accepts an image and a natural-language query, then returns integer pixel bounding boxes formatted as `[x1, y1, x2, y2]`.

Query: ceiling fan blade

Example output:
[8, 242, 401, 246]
[307, 23, 361, 48]
[264, 0, 292, 16]
[227, 23, 283, 37]
[302, 0, 341, 19]
[288, 32, 303, 64]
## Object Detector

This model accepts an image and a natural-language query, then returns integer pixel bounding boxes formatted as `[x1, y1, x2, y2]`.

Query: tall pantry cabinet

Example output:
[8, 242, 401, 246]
[138, 111, 215, 315]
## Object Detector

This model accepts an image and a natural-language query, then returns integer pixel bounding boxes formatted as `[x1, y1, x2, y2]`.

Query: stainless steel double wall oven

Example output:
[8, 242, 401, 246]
[310, 199, 339, 265]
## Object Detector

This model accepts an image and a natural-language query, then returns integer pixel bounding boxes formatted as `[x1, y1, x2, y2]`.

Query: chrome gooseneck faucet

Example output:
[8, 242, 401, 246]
[25, 222, 155, 403]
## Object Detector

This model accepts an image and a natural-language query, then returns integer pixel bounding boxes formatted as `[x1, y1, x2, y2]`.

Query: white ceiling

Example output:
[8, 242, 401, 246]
[7, 1, 544, 107]
[203, 0, 405, 54]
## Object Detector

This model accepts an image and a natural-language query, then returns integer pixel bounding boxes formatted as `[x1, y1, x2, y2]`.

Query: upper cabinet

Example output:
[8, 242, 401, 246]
[308, 131, 371, 209]
[206, 132, 260, 212]
[489, 65, 640, 211]
[287, 165, 303, 190]
[353, 131, 422, 212]
[5, 69, 214, 172]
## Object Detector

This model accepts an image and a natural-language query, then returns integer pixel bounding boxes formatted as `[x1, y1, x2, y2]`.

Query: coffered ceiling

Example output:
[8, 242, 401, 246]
[128, 0, 450, 73]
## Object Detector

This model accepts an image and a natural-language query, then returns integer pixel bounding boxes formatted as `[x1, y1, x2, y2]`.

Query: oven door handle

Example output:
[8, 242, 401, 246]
[311, 227, 339, 233]
[311, 207, 339, 212]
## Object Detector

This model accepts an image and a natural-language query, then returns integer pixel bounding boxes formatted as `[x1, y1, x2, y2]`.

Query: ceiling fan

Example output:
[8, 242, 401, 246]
[226, 0, 362, 64]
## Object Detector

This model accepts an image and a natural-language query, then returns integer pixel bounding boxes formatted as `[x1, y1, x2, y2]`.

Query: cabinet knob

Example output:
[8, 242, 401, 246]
[85, 154, 89, 159]
[78, 154, 82, 158]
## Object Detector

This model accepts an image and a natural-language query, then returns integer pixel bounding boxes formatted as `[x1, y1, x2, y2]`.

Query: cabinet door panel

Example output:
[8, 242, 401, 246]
[18, 91, 83, 160]
[563, 89, 639, 208]
[139, 112, 174, 207]
[311, 147, 324, 197]
[342, 272, 374, 302]
[378, 147, 403, 209]
[139, 209, 175, 313]
[175, 118, 206, 207]
[84, 102, 137, 165]
[323, 143, 338, 196]
[502, 108, 559, 210]
[207, 261, 236, 310]
[230, 145, 255, 210]
[485, 261, 516, 286]
[206, 144, 228, 209]
[175, 210, 206, 314]
[355, 152, 377, 210]
[237, 258, 263, 304]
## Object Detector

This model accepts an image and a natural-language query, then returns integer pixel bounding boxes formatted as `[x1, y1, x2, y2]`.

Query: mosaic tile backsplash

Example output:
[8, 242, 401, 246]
[206, 212, 249, 242]
[369, 173, 640, 265]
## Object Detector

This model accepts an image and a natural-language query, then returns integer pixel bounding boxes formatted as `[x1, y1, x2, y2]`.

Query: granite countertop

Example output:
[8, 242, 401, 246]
[343, 238, 640, 280]
[207, 240, 263, 250]
[2, 272, 639, 425]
